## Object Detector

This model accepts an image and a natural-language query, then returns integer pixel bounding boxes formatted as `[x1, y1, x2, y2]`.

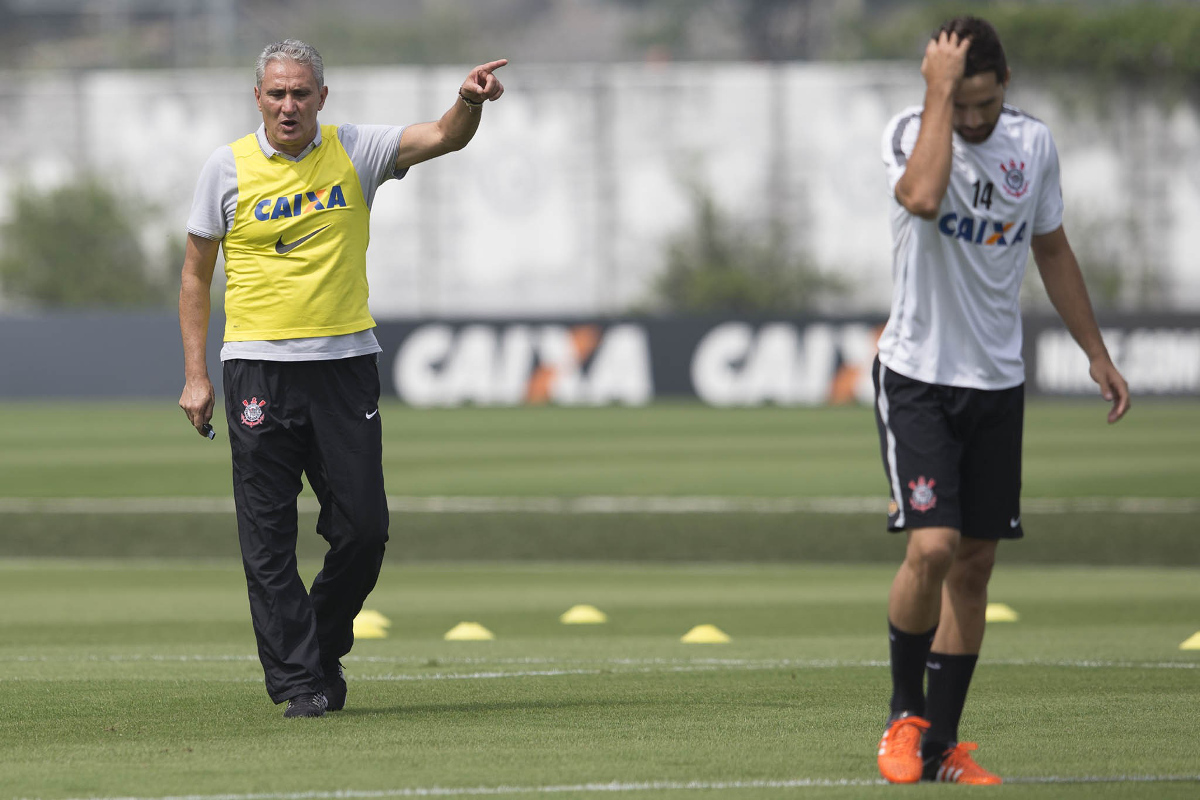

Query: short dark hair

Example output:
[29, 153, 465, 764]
[256, 39, 324, 89]
[935, 16, 1007, 84]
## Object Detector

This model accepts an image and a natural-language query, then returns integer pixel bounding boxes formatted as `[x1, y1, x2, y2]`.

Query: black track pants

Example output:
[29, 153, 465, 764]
[223, 355, 389, 703]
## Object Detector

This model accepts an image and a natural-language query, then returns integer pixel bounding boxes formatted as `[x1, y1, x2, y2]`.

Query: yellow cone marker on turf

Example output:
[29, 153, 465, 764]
[985, 603, 1020, 623]
[560, 604, 608, 624]
[444, 622, 495, 641]
[681, 624, 731, 644]
[356, 609, 391, 629]
[353, 609, 391, 639]
[1180, 632, 1200, 650]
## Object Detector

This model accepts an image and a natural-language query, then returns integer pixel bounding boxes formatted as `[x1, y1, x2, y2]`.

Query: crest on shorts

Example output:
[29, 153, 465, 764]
[999, 159, 1029, 198]
[241, 397, 267, 427]
[908, 476, 937, 513]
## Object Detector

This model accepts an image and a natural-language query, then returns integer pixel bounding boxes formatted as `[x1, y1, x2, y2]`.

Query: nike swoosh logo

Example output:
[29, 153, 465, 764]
[365, 409, 379, 419]
[926, 662, 942, 670]
[1010, 517, 1021, 528]
[275, 225, 330, 254]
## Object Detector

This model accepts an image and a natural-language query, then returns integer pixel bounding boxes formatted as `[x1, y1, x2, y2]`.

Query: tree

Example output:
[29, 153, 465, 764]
[615, 0, 831, 61]
[648, 182, 846, 313]
[858, 1, 1200, 85]
[0, 178, 171, 308]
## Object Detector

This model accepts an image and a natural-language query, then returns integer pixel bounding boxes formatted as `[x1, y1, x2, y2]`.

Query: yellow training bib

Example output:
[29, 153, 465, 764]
[222, 125, 374, 341]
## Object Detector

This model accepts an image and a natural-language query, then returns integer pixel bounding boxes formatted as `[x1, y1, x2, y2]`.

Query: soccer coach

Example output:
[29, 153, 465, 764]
[178, 40, 506, 718]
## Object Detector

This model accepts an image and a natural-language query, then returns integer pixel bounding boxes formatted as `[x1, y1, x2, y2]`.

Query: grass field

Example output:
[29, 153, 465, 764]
[1, 399, 1197, 499]
[0, 400, 1196, 564]
[0, 400, 1197, 798]
[1, 561, 1198, 799]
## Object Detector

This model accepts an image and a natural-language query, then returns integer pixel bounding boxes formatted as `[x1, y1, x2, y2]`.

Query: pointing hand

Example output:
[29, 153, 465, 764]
[460, 59, 508, 104]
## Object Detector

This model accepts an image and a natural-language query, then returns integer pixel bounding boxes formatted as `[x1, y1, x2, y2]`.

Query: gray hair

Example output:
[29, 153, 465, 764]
[255, 39, 324, 88]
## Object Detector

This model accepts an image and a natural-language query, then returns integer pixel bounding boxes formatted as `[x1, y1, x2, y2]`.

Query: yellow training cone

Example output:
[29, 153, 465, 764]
[681, 624, 731, 644]
[986, 603, 1020, 622]
[444, 622, 495, 641]
[560, 604, 608, 624]
[356, 609, 391, 628]
[353, 609, 391, 639]
[1180, 632, 1200, 650]
[355, 622, 388, 639]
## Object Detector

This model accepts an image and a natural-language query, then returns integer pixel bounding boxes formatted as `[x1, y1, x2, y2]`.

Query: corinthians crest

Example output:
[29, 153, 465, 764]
[999, 159, 1030, 198]
[908, 476, 937, 513]
[241, 397, 267, 427]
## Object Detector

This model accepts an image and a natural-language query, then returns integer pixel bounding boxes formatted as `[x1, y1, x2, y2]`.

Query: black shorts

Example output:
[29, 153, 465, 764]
[873, 358, 1024, 540]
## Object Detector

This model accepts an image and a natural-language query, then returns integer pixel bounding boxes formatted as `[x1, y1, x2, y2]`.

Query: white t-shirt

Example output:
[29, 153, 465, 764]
[877, 104, 1065, 390]
[187, 122, 407, 362]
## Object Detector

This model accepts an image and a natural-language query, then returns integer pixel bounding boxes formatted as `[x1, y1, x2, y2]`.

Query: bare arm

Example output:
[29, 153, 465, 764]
[178, 233, 221, 435]
[1031, 226, 1130, 423]
[394, 59, 508, 170]
[894, 33, 970, 219]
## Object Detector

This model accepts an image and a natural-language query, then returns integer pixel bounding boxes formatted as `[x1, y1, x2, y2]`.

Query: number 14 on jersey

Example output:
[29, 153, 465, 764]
[972, 180, 994, 210]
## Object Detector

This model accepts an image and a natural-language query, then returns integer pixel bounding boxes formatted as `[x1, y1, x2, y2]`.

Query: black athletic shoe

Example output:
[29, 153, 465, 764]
[324, 662, 347, 712]
[283, 692, 328, 718]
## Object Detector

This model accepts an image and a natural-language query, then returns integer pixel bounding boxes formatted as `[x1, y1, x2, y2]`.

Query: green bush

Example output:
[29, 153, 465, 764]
[860, 2, 1200, 85]
[0, 178, 172, 308]
[648, 181, 847, 313]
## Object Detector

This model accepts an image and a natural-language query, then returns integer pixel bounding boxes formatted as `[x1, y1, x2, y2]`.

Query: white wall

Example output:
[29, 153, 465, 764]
[2, 62, 1196, 315]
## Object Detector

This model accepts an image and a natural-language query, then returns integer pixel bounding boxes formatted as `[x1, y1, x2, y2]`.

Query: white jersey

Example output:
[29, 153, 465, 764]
[878, 104, 1065, 390]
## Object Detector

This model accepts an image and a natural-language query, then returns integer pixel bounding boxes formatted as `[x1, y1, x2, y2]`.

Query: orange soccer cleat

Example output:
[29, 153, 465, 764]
[924, 742, 1003, 785]
[877, 714, 930, 784]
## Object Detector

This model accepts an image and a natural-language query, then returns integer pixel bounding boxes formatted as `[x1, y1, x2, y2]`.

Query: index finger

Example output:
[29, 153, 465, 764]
[478, 59, 509, 73]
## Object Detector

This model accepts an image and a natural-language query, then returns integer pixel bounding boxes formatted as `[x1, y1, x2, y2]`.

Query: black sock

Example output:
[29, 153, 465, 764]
[887, 620, 937, 719]
[923, 651, 979, 758]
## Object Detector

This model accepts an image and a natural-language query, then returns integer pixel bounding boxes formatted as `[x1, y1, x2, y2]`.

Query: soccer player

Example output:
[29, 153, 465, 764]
[178, 40, 506, 718]
[873, 16, 1129, 783]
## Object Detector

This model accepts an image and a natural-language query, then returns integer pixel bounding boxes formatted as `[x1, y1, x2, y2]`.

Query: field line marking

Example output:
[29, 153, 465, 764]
[4, 655, 1196, 682]
[2, 496, 1198, 515]
[4, 654, 1197, 669]
[21, 774, 1200, 800]
[347, 659, 1200, 680]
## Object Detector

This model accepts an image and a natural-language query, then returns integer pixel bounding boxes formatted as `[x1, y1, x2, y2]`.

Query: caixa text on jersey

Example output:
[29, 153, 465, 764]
[938, 213, 1028, 247]
[253, 185, 349, 221]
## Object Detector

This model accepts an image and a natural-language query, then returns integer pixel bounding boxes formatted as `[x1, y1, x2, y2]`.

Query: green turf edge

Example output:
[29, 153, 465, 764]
[0, 511, 1193, 565]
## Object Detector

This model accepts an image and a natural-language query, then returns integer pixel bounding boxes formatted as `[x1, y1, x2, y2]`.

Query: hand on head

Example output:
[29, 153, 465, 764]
[921, 31, 972, 89]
